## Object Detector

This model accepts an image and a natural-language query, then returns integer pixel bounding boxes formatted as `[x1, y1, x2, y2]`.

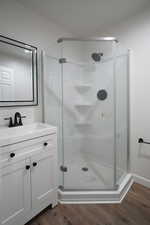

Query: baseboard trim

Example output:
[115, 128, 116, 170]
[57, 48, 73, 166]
[133, 174, 150, 188]
[58, 174, 133, 204]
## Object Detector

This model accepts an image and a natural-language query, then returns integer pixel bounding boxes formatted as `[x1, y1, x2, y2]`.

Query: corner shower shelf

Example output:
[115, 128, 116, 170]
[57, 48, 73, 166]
[75, 84, 92, 92]
[75, 121, 91, 126]
[75, 104, 93, 112]
[75, 103, 93, 108]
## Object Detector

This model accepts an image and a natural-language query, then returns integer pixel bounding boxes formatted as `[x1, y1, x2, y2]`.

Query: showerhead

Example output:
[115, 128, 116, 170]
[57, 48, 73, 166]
[91, 52, 103, 62]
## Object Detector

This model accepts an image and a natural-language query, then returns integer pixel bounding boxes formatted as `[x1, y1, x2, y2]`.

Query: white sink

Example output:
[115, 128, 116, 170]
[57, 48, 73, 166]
[0, 123, 57, 146]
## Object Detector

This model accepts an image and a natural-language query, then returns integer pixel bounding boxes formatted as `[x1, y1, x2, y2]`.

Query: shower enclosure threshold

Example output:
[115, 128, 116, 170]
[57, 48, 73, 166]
[58, 174, 133, 204]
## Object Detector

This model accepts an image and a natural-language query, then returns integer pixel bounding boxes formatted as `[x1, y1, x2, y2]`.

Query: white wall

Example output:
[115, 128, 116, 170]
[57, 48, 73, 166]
[0, 0, 70, 126]
[99, 6, 150, 180]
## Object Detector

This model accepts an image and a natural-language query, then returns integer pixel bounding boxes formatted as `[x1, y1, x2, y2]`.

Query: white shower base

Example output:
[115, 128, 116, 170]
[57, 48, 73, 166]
[62, 159, 125, 190]
[58, 174, 132, 204]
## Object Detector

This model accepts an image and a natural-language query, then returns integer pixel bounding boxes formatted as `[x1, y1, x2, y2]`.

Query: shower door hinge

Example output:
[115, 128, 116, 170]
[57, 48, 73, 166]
[59, 58, 67, 64]
[59, 185, 64, 190]
[60, 165, 68, 172]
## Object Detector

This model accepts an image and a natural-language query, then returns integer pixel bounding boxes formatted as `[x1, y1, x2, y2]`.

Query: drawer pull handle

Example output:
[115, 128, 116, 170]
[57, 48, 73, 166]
[44, 142, 48, 146]
[33, 162, 37, 167]
[10, 152, 15, 158]
[26, 165, 30, 170]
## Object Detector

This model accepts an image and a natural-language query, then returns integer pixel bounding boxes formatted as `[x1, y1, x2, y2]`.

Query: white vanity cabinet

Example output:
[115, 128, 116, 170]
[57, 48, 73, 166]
[0, 159, 31, 225]
[0, 124, 58, 225]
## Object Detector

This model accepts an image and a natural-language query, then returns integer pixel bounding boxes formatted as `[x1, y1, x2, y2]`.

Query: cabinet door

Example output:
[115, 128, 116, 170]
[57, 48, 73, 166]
[31, 151, 57, 209]
[0, 159, 31, 225]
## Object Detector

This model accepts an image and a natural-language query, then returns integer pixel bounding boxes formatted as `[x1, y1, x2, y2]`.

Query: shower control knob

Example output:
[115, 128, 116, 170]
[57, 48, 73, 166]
[44, 142, 48, 146]
[97, 89, 107, 101]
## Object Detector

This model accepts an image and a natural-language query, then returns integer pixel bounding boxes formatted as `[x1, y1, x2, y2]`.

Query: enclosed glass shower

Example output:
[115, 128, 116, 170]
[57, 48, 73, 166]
[43, 38, 129, 192]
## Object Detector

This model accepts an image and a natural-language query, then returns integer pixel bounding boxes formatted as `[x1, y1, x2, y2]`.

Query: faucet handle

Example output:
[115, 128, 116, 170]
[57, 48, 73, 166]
[4, 117, 11, 121]
[4, 117, 14, 127]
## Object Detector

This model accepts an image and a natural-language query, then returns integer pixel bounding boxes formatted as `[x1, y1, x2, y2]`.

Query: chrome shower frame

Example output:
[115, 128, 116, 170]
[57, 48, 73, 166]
[57, 37, 118, 43]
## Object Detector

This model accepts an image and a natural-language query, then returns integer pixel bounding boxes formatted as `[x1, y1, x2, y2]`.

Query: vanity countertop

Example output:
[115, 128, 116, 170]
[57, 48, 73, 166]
[0, 123, 57, 146]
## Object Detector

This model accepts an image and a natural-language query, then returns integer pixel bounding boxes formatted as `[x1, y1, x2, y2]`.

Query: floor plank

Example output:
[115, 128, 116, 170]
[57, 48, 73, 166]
[26, 183, 150, 225]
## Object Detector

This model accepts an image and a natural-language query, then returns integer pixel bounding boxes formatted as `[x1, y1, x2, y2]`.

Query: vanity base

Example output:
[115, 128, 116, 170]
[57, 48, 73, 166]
[21, 190, 57, 225]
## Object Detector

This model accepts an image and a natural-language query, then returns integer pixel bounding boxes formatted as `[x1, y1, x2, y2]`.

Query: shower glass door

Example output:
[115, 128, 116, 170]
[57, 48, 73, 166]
[60, 40, 116, 190]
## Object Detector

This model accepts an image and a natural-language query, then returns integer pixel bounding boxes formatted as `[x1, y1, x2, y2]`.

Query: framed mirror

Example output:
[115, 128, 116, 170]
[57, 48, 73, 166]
[0, 35, 38, 107]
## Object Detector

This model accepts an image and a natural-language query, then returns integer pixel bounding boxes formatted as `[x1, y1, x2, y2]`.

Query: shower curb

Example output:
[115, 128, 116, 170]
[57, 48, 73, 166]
[58, 174, 133, 204]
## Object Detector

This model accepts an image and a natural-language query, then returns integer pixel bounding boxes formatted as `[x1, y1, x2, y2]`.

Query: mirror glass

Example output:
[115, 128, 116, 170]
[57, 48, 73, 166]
[0, 35, 38, 106]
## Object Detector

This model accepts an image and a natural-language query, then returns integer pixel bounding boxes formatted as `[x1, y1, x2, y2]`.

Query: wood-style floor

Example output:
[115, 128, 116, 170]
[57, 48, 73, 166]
[26, 183, 150, 225]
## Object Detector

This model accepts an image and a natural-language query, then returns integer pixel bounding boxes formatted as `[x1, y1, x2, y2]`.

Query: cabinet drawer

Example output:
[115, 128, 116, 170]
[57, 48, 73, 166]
[0, 134, 57, 168]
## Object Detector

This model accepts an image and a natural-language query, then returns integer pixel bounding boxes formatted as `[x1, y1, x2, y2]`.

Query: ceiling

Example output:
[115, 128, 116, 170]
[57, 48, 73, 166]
[19, 0, 150, 36]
